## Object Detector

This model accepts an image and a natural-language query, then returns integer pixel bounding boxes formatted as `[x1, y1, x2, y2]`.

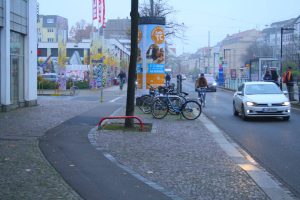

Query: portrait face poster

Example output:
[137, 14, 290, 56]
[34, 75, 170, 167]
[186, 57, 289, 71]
[137, 18, 165, 89]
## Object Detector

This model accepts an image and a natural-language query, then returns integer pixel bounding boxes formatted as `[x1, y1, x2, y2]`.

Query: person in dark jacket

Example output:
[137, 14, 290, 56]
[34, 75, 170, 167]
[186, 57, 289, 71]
[271, 69, 279, 86]
[263, 70, 272, 81]
[165, 73, 171, 86]
[284, 66, 295, 101]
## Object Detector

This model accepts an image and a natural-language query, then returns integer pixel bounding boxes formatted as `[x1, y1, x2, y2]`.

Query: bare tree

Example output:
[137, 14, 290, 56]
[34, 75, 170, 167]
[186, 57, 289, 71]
[69, 20, 95, 43]
[139, 0, 185, 39]
[243, 41, 273, 62]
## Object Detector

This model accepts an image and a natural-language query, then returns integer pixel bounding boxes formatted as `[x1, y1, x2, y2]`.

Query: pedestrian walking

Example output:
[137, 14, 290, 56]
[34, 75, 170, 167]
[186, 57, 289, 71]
[283, 66, 295, 101]
[117, 70, 126, 90]
[165, 73, 171, 87]
[263, 70, 272, 81]
[271, 69, 279, 86]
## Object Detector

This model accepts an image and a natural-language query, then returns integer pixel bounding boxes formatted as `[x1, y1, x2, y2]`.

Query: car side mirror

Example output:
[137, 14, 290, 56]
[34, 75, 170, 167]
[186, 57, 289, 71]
[237, 91, 243, 96]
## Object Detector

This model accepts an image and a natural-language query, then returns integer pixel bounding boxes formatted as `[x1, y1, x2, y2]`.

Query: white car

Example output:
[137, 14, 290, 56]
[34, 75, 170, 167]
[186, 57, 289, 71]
[233, 82, 291, 121]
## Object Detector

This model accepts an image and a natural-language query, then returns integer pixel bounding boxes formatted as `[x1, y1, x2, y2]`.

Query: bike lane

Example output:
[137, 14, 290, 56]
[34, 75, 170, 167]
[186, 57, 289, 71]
[39, 102, 171, 200]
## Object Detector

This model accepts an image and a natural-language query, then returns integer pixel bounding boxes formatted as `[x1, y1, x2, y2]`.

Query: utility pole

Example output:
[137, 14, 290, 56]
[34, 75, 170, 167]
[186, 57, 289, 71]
[208, 31, 211, 73]
[280, 27, 295, 90]
[150, 0, 154, 17]
[125, 0, 139, 127]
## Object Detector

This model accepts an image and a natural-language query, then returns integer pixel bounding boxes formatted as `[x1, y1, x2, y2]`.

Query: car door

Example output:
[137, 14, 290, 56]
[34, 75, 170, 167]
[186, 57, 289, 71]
[235, 84, 244, 112]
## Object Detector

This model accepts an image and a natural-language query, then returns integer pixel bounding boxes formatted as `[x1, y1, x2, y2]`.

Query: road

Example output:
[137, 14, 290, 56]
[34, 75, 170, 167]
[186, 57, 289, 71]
[183, 80, 300, 198]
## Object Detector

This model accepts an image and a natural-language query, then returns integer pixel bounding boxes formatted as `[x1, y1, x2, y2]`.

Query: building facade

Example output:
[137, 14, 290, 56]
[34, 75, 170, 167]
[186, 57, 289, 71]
[0, 0, 37, 111]
[37, 15, 68, 43]
[220, 29, 260, 78]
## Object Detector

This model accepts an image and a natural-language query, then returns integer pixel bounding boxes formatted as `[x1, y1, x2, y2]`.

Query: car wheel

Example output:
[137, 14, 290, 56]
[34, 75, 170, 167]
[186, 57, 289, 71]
[283, 116, 290, 121]
[233, 102, 238, 116]
[240, 105, 248, 121]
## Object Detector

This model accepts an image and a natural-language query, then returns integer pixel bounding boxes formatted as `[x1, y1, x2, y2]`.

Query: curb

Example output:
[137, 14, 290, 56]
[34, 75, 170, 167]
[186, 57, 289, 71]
[200, 114, 297, 200]
[88, 106, 182, 200]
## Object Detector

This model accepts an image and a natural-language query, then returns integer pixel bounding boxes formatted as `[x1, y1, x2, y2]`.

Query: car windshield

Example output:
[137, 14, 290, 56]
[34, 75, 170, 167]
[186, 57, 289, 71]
[245, 84, 282, 95]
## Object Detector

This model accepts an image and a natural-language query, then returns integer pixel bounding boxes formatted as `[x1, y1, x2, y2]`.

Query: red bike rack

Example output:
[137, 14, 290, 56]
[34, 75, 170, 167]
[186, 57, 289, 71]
[97, 116, 144, 130]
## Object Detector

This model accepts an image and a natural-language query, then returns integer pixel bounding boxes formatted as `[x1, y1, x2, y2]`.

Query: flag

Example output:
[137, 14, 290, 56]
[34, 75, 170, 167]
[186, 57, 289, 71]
[92, 0, 97, 20]
[102, 0, 106, 28]
[98, 0, 102, 23]
[98, 0, 106, 27]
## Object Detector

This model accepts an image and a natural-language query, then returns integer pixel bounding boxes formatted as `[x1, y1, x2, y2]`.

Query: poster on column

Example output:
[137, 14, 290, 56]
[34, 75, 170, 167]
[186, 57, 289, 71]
[57, 30, 67, 90]
[89, 33, 104, 89]
[138, 17, 166, 89]
[136, 28, 143, 89]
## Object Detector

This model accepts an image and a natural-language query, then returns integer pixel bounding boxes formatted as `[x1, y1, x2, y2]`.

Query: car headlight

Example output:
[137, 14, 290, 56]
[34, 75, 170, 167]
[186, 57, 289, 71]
[212, 82, 217, 86]
[282, 101, 290, 106]
[246, 101, 256, 106]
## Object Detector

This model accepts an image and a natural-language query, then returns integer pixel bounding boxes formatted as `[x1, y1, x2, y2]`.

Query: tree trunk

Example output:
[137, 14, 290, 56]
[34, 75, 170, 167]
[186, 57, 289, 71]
[125, 0, 139, 128]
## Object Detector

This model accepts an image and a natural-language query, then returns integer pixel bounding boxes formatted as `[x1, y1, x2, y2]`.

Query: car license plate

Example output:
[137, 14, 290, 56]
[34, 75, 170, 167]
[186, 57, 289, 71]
[262, 108, 277, 112]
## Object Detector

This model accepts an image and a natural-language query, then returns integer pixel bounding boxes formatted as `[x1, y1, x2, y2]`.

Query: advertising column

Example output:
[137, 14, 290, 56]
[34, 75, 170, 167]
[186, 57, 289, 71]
[138, 17, 166, 89]
[57, 30, 67, 90]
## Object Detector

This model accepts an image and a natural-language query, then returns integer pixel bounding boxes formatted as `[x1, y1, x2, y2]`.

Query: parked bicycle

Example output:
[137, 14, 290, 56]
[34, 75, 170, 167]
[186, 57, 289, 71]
[139, 85, 188, 114]
[70, 80, 79, 96]
[151, 90, 201, 120]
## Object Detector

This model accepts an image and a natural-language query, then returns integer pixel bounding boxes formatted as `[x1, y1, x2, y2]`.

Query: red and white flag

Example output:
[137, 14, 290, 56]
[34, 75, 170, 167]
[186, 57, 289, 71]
[98, 0, 106, 27]
[102, 0, 106, 28]
[92, 0, 97, 20]
[98, 0, 102, 23]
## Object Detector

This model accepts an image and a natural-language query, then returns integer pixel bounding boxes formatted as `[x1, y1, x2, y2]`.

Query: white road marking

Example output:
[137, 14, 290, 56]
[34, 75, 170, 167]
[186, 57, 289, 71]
[109, 97, 122, 103]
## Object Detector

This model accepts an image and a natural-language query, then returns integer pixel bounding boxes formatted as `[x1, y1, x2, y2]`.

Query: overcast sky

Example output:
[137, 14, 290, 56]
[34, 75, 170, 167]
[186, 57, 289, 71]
[38, 0, 300, 55]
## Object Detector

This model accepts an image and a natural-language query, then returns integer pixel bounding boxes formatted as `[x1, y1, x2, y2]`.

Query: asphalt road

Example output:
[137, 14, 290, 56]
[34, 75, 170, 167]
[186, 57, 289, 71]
[183, 80, 300, 198]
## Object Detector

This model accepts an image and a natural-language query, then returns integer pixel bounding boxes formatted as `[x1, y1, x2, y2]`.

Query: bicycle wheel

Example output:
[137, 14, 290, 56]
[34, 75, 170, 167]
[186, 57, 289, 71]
[181, 100, 202, 120]
[198, 95, 204, 107]
[141, 96, 153, 114]
[151, 99, 168, 119]
[70, 86, 79, 96]
[74, 86, 79, 95]
[168, 96, 185, 115]
[70, 86, 75, 96]
[137, 95, 151, 110]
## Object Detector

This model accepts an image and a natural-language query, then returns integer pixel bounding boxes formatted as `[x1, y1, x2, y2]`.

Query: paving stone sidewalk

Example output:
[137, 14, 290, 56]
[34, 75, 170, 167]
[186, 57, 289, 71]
[0, 97, 100, 200]
[90, 108, 271, 200]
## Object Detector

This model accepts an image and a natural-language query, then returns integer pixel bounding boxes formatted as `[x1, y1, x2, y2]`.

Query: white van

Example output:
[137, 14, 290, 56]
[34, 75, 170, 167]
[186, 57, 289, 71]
[41, 73, 58, 82]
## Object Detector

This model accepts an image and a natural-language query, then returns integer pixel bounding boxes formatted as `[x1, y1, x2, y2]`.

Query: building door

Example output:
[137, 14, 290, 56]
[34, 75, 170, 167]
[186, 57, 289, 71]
[10, 31, 24, 106]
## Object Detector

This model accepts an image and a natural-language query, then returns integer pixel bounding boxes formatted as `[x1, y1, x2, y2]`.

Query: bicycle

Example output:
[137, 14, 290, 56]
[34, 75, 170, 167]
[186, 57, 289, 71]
[139, 85, 188, 114]
[197, 87, 206, 107]
[151, 93, 201, 120]
[70, 81, 79, 96]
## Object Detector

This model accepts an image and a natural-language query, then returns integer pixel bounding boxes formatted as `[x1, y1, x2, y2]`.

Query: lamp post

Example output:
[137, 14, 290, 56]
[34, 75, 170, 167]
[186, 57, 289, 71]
[213, 52, 219, 78]
[280, 27, 295, 90]
[223, 48, 231, 81]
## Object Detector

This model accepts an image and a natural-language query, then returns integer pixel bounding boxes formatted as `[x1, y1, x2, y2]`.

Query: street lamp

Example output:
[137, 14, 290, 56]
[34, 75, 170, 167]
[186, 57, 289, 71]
[223, 48, 231, 81]
[280, 27, 295, 90]
[213, 52, 219, 77]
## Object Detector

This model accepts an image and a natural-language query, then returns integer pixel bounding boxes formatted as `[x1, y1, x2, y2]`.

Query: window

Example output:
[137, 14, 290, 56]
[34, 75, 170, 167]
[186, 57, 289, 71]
[46, 18, 54, 24]
[47, 38, 54, 42]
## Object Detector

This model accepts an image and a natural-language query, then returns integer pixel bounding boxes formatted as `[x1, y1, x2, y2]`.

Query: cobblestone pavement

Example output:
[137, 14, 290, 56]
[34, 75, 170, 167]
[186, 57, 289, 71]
[0, 92, 101, 200]
[92, 108, 270, 200]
